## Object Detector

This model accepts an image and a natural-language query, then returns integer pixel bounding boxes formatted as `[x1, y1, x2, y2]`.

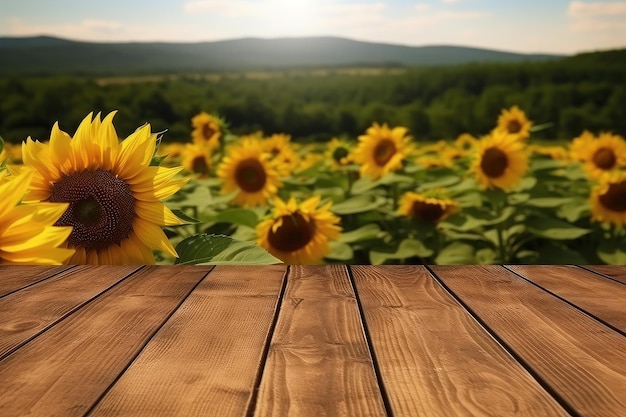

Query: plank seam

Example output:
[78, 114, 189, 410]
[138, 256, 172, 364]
[503, 265, 626, 337]
[425, 265, 580, 417]
[244, 265, 290, 417]
[575, 265, 626, 287]
[0, 265, 78, 299]
[346, 265, 394, 417]
[0, 266, 145, 364]
[82, 265, 215, 417]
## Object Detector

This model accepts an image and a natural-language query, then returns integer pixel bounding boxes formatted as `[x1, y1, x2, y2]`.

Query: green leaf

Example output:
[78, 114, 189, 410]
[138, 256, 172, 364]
[434, 242, 476, 264]
[326, 241, 354, 261]
[149, 154, 168, 166]
[331, 194, 383, 215]
[535, 241, 588, 264]
[597, 242, 626, 265]
[0, 135, 4, 154]
[171, 209, 201, 224]
[557, 200, 590, 222]
[418, 175, 459, 191]
[175, 234, 281, 265]
[525, 197, 575, 208]
[370, 238, 433, 265]
[215, 208, 259, 228]
[351, 173, 413, 194]
[340, 224, 383, 243]
[526, 217, 591, 240]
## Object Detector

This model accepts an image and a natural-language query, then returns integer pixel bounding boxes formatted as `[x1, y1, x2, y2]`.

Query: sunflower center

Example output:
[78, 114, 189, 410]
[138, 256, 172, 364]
[373, 139, 396, 167]
[593, 147, 617, 170]
[507, 120, 522, 134]
[332, 147, 349, 163]
[202, 124, 215, 140]
[235, 158, 267, 192]
[481, 147, 509, 178]
[411, 201, 445, 223]
[48, 170, 135, 251]
[192, 156, 210, 175]
[599, 180, 626, 212]
[268, 212, 316, 252]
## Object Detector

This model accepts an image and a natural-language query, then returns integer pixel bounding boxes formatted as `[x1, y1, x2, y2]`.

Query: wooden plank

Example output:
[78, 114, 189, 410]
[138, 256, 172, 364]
[507, 265, 626, 333]
[351, 265, 569, 417]
[252, 265, 387, 417]
[0, 265, 211, 417]
[431, 265, 626, 417]
[0, 265, 139, 359]
[580, 265, 626, 285]
[88, 265, 287, 417]
[0, 265, 73, 297]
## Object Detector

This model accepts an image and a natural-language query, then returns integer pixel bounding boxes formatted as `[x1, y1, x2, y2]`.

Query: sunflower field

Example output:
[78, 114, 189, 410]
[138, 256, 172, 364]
[1, 105, 625, 266]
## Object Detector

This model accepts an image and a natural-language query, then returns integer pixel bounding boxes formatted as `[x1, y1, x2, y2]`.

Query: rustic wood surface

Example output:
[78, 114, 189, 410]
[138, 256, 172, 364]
[0, 264, 624, 417]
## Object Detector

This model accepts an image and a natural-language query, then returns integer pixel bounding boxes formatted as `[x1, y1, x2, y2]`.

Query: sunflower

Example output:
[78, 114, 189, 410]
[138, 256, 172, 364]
[494, 106, 532, 140]
[191, 112, 222, 150]
[398, 191, 458, 223]
[21, 112, 188, 265]
[325, 138, 354, 170]
[353, 122, 413, 180]
[0, 169, 74, 264]
[262, 133, 299, 176]
[454, 133, 478, 152]
[591, 171, 626, 227]
[582, 132, 626, 179]
[569, 130, 595, 162]
[256, 195, 341, 264]
[181, 143, 213, 177]
[217, 137, 282, 207]
[472, 131, 528, 190]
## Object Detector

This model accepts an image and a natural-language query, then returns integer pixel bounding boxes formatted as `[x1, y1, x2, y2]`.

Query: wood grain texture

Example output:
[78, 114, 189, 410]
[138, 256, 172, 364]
[88, 265, 287, 417]
[351, 265, 569, 417]
[0, 265, 73, 297]
[507, 265, 626, 333]
[431, 265, 626, 417]
[0, 265, 139, 359]
[0, 265, 211, 417]
[581, 265, 626, 285]
[253, 265, 386, 417]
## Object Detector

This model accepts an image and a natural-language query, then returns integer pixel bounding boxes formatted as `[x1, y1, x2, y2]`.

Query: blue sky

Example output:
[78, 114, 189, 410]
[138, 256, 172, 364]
[1, 0, 625, 54]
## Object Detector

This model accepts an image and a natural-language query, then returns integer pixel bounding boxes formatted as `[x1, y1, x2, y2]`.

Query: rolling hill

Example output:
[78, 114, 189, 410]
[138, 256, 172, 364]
[0, 36, 565, 75]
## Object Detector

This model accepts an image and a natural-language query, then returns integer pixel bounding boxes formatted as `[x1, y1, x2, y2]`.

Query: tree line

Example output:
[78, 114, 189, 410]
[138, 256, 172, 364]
[1, 51, 624, 144]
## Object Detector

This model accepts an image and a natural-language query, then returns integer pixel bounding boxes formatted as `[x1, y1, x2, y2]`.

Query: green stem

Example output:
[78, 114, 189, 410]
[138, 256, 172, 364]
[496, 223, 507, 264]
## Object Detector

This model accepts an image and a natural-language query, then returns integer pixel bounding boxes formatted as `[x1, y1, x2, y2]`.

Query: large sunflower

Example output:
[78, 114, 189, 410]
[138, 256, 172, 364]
[0, 169, 74, 264]
[353, 122, 413, 180]
[494, 106, 532, 140]
[217, 137, 282, 207]
[582, 132, 626, 179]
[191, 112, 222, 150]
[472, 132, 528, 190]
[398, 191, 458, 223]
[591, 172, 626, 227]
[21, 112, 188, 265]
[256, 195, 341, 264]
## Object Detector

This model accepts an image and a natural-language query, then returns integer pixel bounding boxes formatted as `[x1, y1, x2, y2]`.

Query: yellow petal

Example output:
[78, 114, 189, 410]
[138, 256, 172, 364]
[133, 217, 178, 257]
[135, 201, 186, 226]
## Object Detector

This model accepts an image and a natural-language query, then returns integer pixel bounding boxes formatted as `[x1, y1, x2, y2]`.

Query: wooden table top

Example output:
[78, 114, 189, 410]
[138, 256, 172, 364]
[0, 264, 624, 417]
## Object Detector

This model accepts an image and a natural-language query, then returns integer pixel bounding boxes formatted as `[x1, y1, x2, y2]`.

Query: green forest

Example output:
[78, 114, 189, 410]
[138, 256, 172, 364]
[1, 48, 624, 144]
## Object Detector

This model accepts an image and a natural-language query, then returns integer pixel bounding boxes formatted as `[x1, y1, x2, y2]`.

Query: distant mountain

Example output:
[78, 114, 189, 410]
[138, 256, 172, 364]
[0, 35, 566, 75]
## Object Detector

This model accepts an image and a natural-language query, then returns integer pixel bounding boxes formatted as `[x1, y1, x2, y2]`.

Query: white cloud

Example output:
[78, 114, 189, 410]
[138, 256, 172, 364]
[415, 3, 431, 12]
[568, 1, 626, 17]
[441, 0, 463, 4]
[567, 1, 626, 35]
